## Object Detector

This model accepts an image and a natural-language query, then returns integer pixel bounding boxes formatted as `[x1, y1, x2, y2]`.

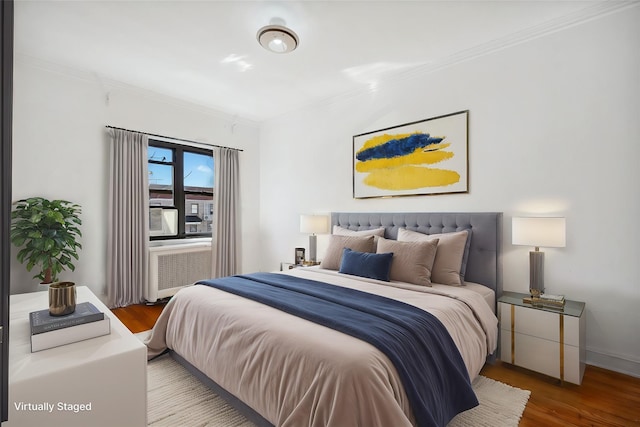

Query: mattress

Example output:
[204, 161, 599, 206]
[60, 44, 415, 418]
[460, 281, 496, 313]
[146, 267, 498, 427]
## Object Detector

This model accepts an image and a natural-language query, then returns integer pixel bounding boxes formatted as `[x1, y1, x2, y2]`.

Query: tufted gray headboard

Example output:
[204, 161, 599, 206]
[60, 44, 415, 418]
[331, 212, 502, 296]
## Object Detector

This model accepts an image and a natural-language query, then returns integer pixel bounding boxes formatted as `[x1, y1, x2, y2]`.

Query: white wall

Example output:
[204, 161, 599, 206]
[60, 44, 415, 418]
[259, 7, 640, 376]
[11, 57, 261, 301]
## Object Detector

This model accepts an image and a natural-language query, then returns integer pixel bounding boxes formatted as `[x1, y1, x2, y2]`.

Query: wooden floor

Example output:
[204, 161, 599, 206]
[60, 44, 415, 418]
[481, 362, 640, 426]
[111, 302, 165, 334]
[113, 303, 640, 426]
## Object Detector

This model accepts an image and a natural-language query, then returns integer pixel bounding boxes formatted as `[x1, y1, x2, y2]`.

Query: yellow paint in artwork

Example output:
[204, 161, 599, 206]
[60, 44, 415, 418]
[363, 165, 460, 190]
[357, 132, 422, 154]
[355, 144, 453, 172]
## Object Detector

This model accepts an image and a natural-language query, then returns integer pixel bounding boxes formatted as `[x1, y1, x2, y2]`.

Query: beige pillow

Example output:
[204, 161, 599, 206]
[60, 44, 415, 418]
[333, 225, 385, 237]
[320, 235, 375, 270]
[397, 228, 469, 286]
[376, 237, 439, 287]
[333, 226, 385, 250]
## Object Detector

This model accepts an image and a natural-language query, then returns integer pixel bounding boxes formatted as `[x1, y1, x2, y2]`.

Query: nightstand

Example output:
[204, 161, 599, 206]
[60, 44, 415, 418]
[280, 262, 320, 271]
[281, 262, 298, 270]
[498, 291, 586, 385]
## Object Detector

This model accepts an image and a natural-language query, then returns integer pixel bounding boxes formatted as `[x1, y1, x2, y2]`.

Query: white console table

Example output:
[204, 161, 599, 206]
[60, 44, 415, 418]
[4, 286, 147, 427]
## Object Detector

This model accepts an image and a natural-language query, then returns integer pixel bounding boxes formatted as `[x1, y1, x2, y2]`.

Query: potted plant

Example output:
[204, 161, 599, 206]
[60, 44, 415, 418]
[10, 197, 82, 284]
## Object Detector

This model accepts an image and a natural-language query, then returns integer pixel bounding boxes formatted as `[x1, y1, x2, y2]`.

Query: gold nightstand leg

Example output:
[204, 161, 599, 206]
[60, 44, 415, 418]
[511, 305, 515, 364]
[560, 314, 565, 384]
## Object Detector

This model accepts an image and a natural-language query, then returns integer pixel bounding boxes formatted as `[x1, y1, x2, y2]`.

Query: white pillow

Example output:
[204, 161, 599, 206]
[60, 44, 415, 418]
[397, 228, 469, 286]
[333, 226, 385, 250]
[333, 226, 385, 237]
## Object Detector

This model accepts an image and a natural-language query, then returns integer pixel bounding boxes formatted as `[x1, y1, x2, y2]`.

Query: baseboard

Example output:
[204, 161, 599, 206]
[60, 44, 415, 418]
[587, 349, 640, 378]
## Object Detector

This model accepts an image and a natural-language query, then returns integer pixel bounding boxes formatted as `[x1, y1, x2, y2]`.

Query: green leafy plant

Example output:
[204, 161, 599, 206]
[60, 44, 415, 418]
[10, 197, 82, 284]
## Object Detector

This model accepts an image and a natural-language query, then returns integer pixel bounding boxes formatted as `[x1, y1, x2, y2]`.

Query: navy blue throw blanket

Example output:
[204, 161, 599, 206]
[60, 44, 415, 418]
[197, 272, 478, 427]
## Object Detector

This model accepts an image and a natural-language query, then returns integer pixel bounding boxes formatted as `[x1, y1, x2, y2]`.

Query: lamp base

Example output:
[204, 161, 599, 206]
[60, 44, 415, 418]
[529, 250, 544, 297]
[308, 234, 317, 263]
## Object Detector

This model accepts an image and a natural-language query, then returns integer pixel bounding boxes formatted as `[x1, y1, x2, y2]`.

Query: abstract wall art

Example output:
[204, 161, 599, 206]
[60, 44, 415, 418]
[353, 110, 468, 198]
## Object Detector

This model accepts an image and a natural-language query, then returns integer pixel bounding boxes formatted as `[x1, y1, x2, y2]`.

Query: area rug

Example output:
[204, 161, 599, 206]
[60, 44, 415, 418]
[148, 353, 530, 427]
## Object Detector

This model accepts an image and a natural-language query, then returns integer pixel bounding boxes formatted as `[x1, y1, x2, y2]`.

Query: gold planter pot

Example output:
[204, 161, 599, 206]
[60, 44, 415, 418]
[49, 282, 77, 316]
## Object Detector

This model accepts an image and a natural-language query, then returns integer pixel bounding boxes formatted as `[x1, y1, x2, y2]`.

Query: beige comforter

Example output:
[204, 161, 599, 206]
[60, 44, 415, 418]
[146, 268, 498, 427]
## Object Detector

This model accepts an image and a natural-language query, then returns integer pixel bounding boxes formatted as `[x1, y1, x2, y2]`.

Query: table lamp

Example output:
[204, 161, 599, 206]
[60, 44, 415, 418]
[512, 217, 566, 298]
[300, 215, 329, 263]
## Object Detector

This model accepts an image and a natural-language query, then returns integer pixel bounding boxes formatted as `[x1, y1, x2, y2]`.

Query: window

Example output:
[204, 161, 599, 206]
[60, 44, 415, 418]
[148, 140, 214, 239]
[148, 146, 174, 207]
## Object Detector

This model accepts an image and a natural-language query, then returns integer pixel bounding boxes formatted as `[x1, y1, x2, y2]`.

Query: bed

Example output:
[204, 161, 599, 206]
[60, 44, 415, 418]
[146, 212, 502, 427]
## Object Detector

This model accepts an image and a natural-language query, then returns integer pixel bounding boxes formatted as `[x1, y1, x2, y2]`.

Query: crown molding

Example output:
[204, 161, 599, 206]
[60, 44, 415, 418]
[15, 1, 637, 123]
[14, 53, 260, 128]
[271, 0, 638, 121]
[392, 0, 638, 83]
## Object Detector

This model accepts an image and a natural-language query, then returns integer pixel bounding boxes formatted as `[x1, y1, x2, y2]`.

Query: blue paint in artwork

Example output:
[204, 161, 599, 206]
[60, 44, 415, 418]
[356, 134, 443, 162]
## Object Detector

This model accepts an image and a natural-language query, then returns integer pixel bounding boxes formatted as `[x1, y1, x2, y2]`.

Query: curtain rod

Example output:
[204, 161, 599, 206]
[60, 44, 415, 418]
[105, 125, 244, 152]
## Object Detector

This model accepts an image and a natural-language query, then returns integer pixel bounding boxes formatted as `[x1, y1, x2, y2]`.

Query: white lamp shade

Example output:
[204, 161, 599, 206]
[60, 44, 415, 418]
[300, 215, 329, 234]
[512, 217, 566, 248]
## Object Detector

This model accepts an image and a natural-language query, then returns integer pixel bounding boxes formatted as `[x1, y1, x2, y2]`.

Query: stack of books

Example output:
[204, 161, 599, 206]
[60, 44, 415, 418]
[523, 293, 566, 309]
[29, 302, 111, 352]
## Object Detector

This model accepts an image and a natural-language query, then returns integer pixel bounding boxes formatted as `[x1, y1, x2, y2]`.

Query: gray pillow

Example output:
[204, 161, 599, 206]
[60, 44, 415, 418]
[376, 237, 439, 287]
[320, 235, 375, 270]
[397, 228, 469, 286]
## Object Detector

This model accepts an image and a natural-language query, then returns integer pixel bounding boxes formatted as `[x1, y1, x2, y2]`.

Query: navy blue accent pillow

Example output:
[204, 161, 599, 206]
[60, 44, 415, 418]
[339, 248, 394, 281]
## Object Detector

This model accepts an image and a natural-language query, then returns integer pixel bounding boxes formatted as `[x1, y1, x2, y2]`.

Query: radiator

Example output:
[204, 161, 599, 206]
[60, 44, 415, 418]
[146, 243, 212, 302]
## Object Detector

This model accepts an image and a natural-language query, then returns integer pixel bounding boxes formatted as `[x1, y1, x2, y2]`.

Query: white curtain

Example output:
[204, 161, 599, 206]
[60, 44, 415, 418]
[106, 129, 149, 307]
[211, 146, 240, 277]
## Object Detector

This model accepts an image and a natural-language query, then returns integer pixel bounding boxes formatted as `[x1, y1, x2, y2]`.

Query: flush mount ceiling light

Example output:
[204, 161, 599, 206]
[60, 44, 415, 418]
[257, 25, 299, 54]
